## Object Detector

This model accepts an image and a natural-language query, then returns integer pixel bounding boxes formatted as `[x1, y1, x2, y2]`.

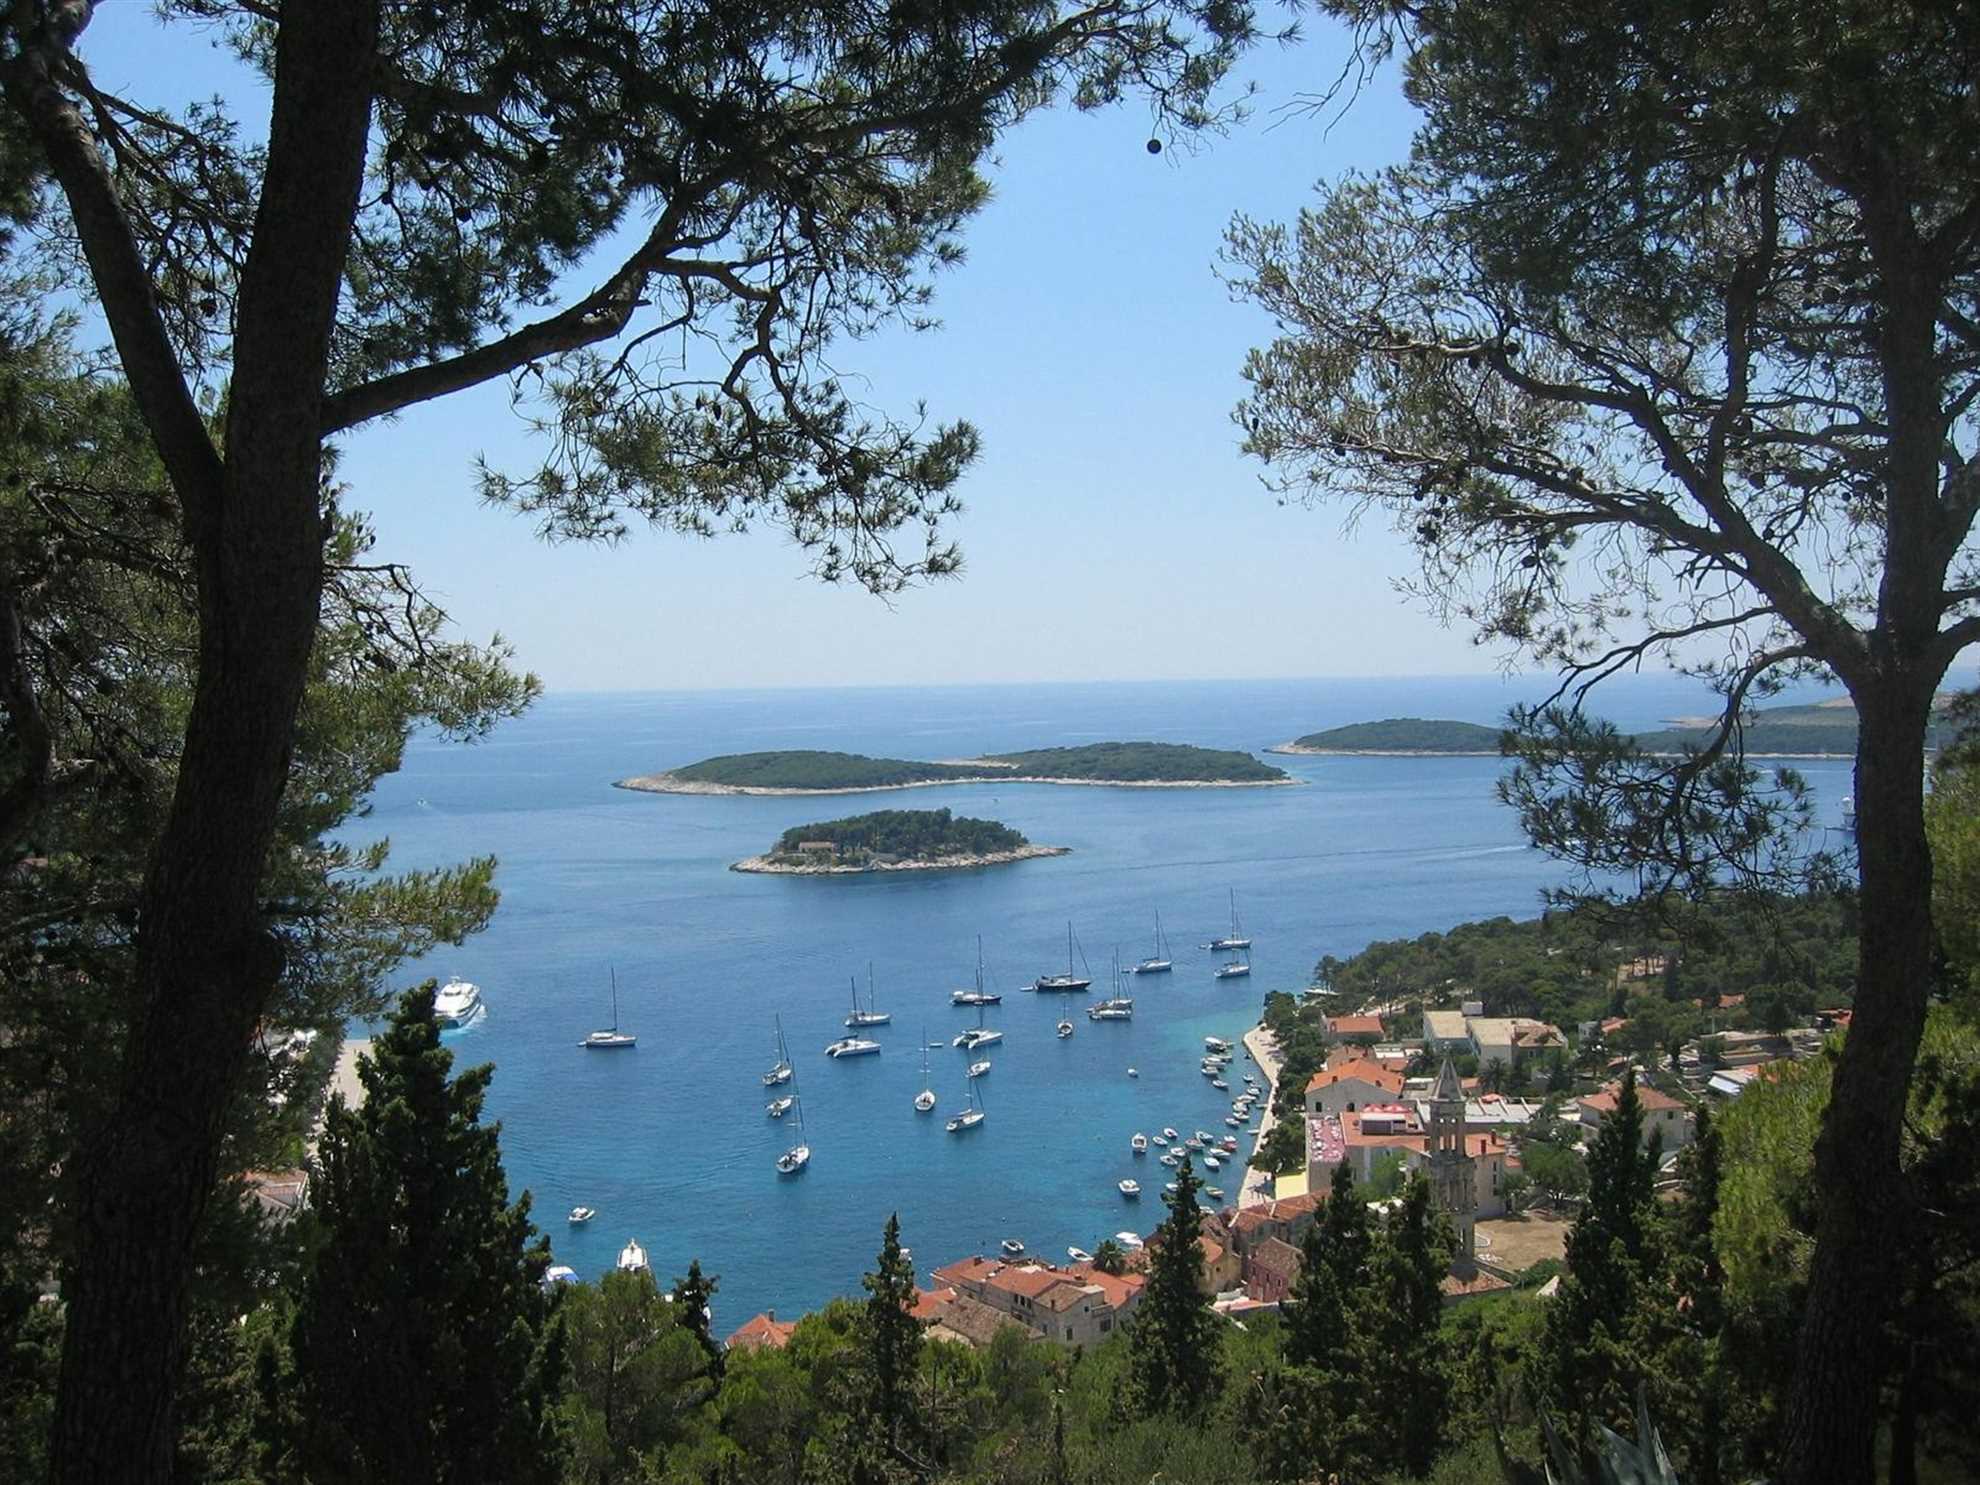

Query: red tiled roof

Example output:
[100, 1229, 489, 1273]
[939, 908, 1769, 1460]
[988, 1266, 1068, 1299]
[1064, 1264, 1144, 1307]
[909, 1285, 957, 1322]
[1326, 1014, 1387, 1037]
[1306, 1058, 1404, 1094]
[932, 1255, 1002, 1287]
[1249, 1236, 1303, 1278]
[1581, 1082, 1686, 1115]
[726, 1312, 797, 1350]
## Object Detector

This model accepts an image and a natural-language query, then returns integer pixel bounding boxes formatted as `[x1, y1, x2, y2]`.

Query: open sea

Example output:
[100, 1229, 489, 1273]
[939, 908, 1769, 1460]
[356, 674, 1852, 1329]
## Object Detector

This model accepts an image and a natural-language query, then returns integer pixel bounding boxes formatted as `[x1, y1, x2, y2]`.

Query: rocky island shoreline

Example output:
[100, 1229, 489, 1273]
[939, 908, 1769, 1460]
[732, 843, 1072, 874]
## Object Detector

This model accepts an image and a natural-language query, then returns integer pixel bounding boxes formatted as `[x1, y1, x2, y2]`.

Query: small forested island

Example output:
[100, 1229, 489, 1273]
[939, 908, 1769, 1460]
[620, 742, 1291, 795]
[1278, 697, 1956, 758]
[731, 808, 1069, 874]
[1273, 718, 1505, 755]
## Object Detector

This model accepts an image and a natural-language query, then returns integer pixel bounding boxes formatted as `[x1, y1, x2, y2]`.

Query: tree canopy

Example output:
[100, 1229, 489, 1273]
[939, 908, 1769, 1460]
[1230, 6, 1980, 1471]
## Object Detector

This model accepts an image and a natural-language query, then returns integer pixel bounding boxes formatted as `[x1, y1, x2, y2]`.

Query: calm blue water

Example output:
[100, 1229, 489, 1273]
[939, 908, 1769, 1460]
[357, 675, 1852, 1327]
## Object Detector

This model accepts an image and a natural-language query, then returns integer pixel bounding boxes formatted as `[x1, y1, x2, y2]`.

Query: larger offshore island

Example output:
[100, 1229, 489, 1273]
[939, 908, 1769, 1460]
[617, 741, 1296, 795]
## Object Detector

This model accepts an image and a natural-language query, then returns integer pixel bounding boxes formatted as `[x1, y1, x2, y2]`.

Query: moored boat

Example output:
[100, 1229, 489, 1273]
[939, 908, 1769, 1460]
[568, 1205, 596, 1224]
[824, 1036, 881, 1058]
[434, 977, 484, 1027]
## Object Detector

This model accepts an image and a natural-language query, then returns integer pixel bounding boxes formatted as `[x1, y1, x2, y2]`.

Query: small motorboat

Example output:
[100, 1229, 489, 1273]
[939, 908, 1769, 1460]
[1205, 1036, 1232, 1053]
[1225, 1115, 1242, 1127]
[1068, 1246, 1093, 1263]
[1184, 1137, 1204, 1151]
[568, 1206, 597, 1225]
[1126, 1067, 1138, 1078]
[1002, 1238, 1026, 1257]
[1118, 1179, 1141, 1198]
[967, 1059, 992, 1079]
[767, 1095, 795, 1118]
[1204, 1153, 1222, 1170]
[1205, 1186, 1225, 1200]
[1152, 1134, 1169, 1147]
[1057, 1020, 1074, 1038]
[1211, 1078, 1229, 1090]
[1160, 1151, 1180, 1167]
[1131, 1132, 1149, 1154]
[1165, 1181, 1179, 1193]
[1162, 1127, 1179, 1141]
[1114, 1231, 1144, 1250]
[1220, 1136, 1240, 1152]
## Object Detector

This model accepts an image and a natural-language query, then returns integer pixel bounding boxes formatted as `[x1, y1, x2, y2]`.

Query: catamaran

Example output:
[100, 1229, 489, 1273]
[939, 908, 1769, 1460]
[953, 1000, 1002, 1050]
[579, 969, 637, 1049]
[824, 1034, 881, 1058]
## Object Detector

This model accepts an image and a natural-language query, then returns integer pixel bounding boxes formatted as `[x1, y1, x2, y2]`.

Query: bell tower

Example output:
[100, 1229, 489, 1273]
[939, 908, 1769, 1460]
[1426, 1057, 1476, 1272]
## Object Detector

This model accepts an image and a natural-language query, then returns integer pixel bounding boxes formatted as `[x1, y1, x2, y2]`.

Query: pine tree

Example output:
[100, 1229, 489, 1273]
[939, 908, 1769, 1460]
[287, 985, 563, 1483]
[1127, 1155, 1223, 1413]
[861, 1213, 922, 1450]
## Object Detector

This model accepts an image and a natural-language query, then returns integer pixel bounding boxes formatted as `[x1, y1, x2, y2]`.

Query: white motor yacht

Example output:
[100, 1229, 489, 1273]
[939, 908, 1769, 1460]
[967, 1059, 992, 1079]
[617, 1239, 649, 1273]
[1114, 1231, 1145, 1250]
[767, 1095, 795, 1118]
[567, 1206, 596, 1225]
[1130, 1132, 1149, 1154]
[1118, 1179, 1141, 1198]
[433, 977, 483, 1027]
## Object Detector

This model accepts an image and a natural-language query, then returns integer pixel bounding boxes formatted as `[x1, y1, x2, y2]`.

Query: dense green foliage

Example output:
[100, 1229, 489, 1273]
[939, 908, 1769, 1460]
[1314, 891, 1857, 1040]
[669, 751, 984, 789]
[664, 742, 1286, 789]
[769, 809, 1032, 865]
[280, 988, 565, 1482]
[982, 743, 1287, 783]
[1289, 718, 1506, 752]
[1127, 1156, 1222, 1416]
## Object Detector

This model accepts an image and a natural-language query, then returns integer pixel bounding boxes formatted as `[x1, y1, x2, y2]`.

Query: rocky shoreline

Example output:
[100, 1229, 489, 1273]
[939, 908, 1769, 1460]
[620, 772, 1298, 796]
[730, 844, 1072, 874]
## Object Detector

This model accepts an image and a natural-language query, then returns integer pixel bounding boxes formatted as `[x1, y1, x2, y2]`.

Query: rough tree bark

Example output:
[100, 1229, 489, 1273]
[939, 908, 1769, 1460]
[33, 5, 382, 1481]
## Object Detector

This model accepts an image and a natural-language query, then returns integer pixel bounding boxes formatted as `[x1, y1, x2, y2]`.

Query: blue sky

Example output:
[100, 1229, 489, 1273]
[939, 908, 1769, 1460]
[78, 12, 1491, 692]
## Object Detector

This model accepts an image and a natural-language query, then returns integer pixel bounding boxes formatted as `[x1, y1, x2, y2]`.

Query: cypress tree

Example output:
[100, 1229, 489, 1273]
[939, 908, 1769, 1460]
[672, 1258, 722, 1379]
[1283, 1162, 1369, 1369]
[1356, 1175, 1451, 1476]
[861, 1213, 922, 1449]
[1128, 1155, 1223, 1413]
[288, 985, 563, 1483]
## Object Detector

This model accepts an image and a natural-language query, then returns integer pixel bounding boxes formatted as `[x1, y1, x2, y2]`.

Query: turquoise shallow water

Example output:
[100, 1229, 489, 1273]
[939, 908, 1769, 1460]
[356, 676, 1850, 1329]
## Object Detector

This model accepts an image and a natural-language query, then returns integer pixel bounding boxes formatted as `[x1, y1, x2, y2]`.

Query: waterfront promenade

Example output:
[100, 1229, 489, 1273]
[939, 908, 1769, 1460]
[1240, 1023, 1304, 1209]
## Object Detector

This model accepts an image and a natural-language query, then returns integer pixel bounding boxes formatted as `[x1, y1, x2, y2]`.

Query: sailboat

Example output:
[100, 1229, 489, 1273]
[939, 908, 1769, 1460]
[914, 1033, 936, 1112]
[1087, 950, 1134, 1020]
[951, 936, 1002, 1005]
[579, 969, 637, 1049]
[775, 1071, 810, 1174]
[1215, 948, 1252, 980]
[762, 1015, 793, 1086]
[844, 966, 891, 1027]
[1129, 910, 1173, 974]
[946, 1078, 985, 1133]
[1206, 890, 1251, 951]
[1029, 922, 1093, 992]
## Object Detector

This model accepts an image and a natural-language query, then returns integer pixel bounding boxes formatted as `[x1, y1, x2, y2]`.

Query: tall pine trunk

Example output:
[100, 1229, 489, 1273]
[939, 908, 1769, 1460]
[45, 7, 379, 1480]
[1779, 681, 1934, 1484]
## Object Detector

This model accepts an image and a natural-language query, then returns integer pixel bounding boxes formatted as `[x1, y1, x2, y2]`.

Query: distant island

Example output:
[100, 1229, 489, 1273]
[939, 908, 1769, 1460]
[620, 743, 1293, 795]
[1273, 718, 1505, 755]
[731, 808, 1069, 875]
[1275, 697, 1955, 758]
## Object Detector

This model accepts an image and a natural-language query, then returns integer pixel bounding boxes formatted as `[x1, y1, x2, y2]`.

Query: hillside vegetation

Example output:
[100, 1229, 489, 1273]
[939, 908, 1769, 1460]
[1287, 718, 1504, 751]
[769, 808, 1030, 864]
[982, 741, 1288, 782]
[666, 750, 981, 788]
[644, 742, 1287, 789]
[1293, 698, 1957, 757]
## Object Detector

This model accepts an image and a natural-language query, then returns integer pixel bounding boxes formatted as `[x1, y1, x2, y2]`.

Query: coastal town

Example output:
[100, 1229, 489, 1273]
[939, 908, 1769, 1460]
[713, 980, 1840, 1355]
